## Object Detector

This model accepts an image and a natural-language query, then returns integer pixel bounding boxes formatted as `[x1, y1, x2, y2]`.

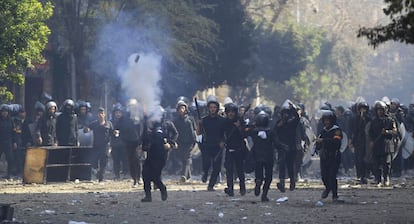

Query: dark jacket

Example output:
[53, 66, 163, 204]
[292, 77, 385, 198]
[56, 112, 78, 146]
[36, 113, 57, 146]
[173, 115, 196, 147]
[316, 125, 342, 160]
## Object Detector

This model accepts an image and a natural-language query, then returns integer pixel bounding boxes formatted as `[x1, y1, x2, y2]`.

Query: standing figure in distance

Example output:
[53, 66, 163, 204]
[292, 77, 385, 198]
[316, 111, 342, 200]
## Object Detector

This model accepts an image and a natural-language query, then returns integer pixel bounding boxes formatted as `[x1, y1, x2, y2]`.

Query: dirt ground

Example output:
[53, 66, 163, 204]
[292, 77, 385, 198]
[1, 169, 414, 224]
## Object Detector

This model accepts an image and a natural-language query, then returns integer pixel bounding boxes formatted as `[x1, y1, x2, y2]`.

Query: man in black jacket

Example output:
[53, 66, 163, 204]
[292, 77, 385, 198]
[196, 96, 226, 191]
[56, 99, 78, 146]
[316, 110, 342, 200]
[223, 103, 246, 196]
[173, 100, 196, 182]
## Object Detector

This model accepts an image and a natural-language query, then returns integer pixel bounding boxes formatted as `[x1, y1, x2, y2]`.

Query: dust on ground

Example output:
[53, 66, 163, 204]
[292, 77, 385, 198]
[1, 172, 414, 224]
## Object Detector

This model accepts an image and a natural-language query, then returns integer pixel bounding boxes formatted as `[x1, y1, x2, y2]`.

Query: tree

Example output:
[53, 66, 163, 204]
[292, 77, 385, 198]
[0, 0, 53, 102]
[358, 0, 414, 48]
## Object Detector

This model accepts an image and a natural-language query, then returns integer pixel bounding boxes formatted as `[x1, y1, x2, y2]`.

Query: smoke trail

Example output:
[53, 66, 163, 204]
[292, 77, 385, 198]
[119, 52, 163, 121]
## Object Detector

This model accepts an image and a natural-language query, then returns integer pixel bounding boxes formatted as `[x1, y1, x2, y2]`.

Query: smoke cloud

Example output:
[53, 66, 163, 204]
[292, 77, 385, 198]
[119, 52, 163, 121]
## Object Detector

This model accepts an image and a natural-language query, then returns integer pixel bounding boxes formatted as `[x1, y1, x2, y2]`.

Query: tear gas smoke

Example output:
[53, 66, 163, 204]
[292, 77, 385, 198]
[119, 52, 163, 122]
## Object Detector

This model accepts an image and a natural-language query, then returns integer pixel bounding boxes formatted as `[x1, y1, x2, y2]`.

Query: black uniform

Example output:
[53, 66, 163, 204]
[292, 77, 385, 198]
[173, 114, 196, 180]
[36, 111, 57, 146]
[88, 119, 113, 181]
[317, 124, 342, 199]
[200, 114, 226, 191]
[275, 107, 300, 192]
[0, 110, 16, 178]
[12, 115, 26, 176]
[119, 115, 143, 186]
[349, 105, 371, 183]
[369, 114, 396, 185]
[111, 115, 128, 179]
[223, 117, 246, 196]
[56, 112, 78, 146]
[141, 122, 168, 202]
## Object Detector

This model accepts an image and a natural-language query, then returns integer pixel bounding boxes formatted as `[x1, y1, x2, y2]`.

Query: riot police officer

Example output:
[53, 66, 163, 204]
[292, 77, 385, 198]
[274, 100, 300, 192]
[36, 101, 58, 146]
[141, 119, 168, 202]
[223, 103, 246, 196]
[349, 101, 371, 184]
[316, 110, 342, 200]
[0, 104, 16, 178]
[56, 99, 78, 146]
[196, 95, 226, 191]
[369, 101, 397, 187]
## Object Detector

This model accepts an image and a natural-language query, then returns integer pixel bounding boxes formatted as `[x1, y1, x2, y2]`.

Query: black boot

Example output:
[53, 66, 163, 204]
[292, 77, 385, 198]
[254, 183, 261, 196]
[261, 188, 269, 202]
[277, 181, 285, 193]
[332, 179, 338, 200]
[161, 187, 168, 201]
[289, 179, 296, 191]
[224, 187, 234, 196]
[141, 192, 152, 202]
[240, 182, 246, 196]
[321, 189, 329, 199]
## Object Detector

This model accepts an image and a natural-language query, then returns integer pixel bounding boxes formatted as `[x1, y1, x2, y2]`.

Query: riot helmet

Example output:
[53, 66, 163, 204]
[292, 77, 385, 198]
[176, 100, 188, 111]
[225, 102, 238, 114]
[0, 104, 9, 112]
[374, 100, 387, 111]
[62, 99, 75, 113]
[321, 110, 336, 125]
[255, 111, 269, 127]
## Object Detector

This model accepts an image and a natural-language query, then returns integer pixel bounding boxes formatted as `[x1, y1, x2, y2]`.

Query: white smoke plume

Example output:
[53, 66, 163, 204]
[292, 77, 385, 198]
[119, 52, 163, 122]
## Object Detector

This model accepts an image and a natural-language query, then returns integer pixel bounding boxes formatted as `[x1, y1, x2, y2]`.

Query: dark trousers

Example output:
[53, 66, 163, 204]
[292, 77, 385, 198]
[112, 145, 128, 176]
[93, 145, 108, 180]
[143, 160, 166, 193]
[278, 148, 297, 183]
[320, 154, 341, 196]
[255, 159, 273, 190]
[178, 144, 193, 179]
[0, 142, 15, 177]
[354, 145, 367, 179]
[201, 146, 223, 188]
[124, 141, 142, 183]
[225, 150, 245, 190]
[373, 153, 391, 183]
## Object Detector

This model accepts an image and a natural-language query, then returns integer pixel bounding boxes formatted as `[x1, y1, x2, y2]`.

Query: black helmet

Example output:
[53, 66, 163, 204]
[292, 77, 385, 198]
[63, 99, 75, 108]
[357, 101, 369, 110]
[321, 110, 336, 124]
[224, 103, 238, 114]
[255, 111, 269, 127]
[374, 101, 387, 111]
[254, 105, 265, 115]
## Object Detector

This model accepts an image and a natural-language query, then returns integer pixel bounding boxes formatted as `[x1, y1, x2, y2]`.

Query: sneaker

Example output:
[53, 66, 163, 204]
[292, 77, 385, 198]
[180, 176, 187, 183]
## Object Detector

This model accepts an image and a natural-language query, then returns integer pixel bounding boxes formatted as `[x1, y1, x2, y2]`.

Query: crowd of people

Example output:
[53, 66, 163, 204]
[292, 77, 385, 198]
[0, 94, 413, 203]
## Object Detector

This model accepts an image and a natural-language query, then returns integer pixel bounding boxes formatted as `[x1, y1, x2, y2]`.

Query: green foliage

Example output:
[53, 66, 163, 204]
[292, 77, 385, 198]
[358, 0, 414, 48]
[0, 0, 52, 101]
